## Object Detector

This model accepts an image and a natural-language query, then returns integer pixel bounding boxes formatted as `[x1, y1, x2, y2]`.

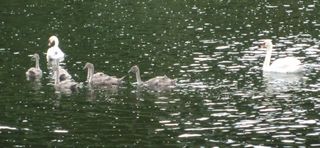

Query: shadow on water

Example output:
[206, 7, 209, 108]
[85, 85, 123, 102]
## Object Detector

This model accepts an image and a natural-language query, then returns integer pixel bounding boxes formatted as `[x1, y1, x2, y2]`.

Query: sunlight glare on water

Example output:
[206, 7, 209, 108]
[1, 0, 320, 147]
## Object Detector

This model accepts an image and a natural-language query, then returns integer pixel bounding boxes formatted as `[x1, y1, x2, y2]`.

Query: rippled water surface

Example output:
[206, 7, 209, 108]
[1, 0, 320, 147]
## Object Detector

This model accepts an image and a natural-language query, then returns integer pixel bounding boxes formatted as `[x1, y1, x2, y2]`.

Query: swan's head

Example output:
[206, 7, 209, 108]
[128, 65, 139, 73]
[261, 39, 273, 49]
[33, 53, 40, 60]
[30, 53, 40, 61]
[83, 62, 94, 70]
[48, 35, 59, 47]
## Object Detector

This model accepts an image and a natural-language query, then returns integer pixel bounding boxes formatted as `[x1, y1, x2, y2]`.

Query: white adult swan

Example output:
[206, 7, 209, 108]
[26, 53, 42, 80]
[128, 65, 176, 88]
[83, 62, 125, 87]
[47, 35, 65, 66]
[261, 39, 303, 73]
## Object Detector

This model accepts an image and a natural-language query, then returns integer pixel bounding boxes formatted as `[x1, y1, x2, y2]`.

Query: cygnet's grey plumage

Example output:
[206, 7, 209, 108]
[83, 62, 125, 87]
[128, 65, 176, 88]
[26, 53, 42, 80]
[52, 66, 72, 82]
[53, 60, 78, 94]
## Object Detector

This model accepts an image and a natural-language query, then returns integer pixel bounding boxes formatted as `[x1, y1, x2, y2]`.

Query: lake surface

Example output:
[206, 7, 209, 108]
[1, 0, 320, 147]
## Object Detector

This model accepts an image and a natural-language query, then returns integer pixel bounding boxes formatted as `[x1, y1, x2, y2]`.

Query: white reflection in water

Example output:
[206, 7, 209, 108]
[0, 125, 17, 130]
[53, 129, 68, 133]
[86, 85, 120, 102]
[27, 80, 42, 91]
[178, 133, 202, 138]
[263, 72, 304, 94]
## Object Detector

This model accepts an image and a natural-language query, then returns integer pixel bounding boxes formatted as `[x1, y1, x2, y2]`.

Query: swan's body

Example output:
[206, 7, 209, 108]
[128, 65, 176, 88]
[262, 39, 303, 73]
[52, 66, 72, 82]
[53, 60, 78, 94]
[83, 62, 124, 87]
[26, 53, 42, 80]
[47, 36, 65, 66]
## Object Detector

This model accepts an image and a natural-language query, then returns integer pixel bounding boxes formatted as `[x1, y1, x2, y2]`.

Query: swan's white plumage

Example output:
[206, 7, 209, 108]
[47, 36, 65, 65]
[267, 57, 302, 73]
[262, 40, 303, 73]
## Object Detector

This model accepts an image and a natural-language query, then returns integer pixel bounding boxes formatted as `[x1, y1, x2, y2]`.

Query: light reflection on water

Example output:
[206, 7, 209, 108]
[1, 0, 320, 147]
[263, 72, 304, 94]
[166, 32, 320, 146]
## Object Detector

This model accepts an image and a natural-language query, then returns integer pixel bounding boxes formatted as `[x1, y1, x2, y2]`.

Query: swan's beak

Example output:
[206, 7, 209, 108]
[28, 54, 36, 61]
[120, 74, 128, 80]
[128, 69, 132, 73]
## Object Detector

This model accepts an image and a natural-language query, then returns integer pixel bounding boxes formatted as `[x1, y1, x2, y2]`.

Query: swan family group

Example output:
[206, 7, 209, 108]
[25, 36, 176, 94]
[26, 36, 303, 94]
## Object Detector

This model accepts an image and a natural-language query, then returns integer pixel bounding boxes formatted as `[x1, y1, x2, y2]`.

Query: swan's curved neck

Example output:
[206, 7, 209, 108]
[87, 66, 94, 83]
[135, 68, 143, 85]
[35, 57, 40, 70]
[53, 38, 59, 47]
[263, 45, 272, 71]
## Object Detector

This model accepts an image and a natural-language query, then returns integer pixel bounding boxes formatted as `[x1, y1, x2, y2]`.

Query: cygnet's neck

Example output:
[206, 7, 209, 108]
[54, 59, 60, 85]
[54, 67, 60, 85]
[135, 68, 143, 85]
[87, 66, 94, 83]
[35, 56, 40, 70]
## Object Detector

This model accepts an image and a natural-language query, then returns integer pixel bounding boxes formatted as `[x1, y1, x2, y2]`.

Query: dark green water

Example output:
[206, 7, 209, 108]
[1, 0, 320, 147]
